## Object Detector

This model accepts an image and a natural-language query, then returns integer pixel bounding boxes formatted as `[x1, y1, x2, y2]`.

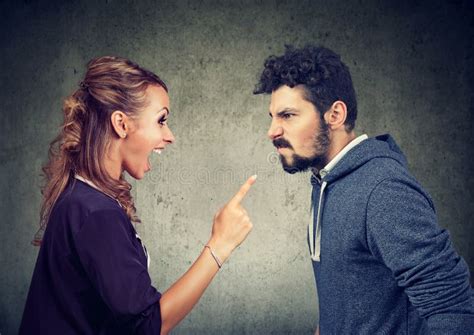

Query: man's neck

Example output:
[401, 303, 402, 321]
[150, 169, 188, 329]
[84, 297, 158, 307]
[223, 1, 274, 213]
[327, 131, 357, 163]
[312, 130, 357, 174]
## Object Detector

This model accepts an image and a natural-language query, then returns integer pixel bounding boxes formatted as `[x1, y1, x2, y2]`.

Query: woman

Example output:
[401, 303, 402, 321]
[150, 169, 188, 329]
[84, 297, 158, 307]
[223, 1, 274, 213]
[19, 56, 256, 334]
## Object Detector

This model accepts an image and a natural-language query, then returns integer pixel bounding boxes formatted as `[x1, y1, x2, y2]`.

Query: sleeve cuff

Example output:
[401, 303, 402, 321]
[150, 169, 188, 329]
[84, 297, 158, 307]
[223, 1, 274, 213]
[426, 313, 474, 334]
[133, 298, 162, 335]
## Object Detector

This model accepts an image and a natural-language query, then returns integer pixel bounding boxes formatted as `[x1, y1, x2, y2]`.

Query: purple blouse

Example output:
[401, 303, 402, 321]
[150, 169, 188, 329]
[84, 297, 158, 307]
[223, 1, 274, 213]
[19, 179, 162, 334]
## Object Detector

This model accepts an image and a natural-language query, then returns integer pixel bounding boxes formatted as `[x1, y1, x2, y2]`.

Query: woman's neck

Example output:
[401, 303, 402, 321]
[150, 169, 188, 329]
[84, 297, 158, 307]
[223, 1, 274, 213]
[103, 140, 123, 180]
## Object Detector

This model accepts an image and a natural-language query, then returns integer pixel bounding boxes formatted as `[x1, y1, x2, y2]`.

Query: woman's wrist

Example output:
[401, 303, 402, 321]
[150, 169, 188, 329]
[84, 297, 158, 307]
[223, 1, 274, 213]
[204, 245, 223, 268]
[206, 237, 233, 264]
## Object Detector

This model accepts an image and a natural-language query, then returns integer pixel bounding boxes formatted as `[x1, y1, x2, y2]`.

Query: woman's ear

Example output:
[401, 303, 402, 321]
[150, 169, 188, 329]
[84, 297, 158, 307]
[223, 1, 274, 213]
[324, 101, 347, 130]
[110, 111, 129, 139]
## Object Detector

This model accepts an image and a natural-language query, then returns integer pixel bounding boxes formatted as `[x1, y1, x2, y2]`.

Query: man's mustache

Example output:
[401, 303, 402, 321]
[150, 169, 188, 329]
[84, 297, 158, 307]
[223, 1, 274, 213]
[273, 138, 293, 150]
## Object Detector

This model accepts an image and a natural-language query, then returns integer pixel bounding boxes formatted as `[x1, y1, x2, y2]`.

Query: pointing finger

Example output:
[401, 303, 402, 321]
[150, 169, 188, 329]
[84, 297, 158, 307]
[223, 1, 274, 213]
[229, 175, 257, 206]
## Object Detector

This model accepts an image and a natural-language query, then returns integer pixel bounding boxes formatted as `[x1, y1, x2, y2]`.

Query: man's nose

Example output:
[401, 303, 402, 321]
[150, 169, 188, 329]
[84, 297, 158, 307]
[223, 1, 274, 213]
[267, 122, 283, 140]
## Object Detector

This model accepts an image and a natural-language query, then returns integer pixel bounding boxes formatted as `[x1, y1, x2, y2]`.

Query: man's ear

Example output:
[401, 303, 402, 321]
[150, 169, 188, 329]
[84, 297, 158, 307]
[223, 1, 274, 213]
[110, 111, 130, 139]
[324, 101, 347, 130]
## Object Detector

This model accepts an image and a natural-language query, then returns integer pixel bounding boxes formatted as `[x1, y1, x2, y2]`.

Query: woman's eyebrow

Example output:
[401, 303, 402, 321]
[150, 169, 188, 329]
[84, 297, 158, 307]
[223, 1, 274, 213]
[157, 107, 170, 116]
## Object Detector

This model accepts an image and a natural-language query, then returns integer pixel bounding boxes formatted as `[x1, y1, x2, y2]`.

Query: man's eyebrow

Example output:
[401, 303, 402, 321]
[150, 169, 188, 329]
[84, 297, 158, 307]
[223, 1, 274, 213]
[275, 108, 298, 117]
[269, 108, 298, 118]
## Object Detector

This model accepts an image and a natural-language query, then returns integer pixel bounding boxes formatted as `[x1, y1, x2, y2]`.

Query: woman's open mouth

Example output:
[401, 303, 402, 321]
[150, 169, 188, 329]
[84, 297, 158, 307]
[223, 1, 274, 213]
[147, 148, 164, 171]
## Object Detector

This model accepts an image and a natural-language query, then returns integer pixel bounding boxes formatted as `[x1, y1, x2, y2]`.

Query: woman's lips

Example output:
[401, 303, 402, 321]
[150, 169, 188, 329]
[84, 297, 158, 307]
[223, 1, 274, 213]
[146, 158, 151, 172]
[146, 148, 164, 172]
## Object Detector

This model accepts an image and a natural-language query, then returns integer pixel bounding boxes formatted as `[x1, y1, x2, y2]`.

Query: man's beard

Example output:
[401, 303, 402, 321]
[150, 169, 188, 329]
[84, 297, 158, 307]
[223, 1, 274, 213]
[273, 121, 330, 174]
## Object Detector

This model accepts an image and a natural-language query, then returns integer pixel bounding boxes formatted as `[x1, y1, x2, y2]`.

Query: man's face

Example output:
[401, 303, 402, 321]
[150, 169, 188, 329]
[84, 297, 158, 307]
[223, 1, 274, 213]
[268, 85, 330, 174]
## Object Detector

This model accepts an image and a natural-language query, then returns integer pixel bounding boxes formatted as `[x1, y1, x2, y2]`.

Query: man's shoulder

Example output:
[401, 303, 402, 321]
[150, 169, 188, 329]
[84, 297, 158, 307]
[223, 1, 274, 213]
[357, 157, 434, 205]
[351, 156, 412, 184]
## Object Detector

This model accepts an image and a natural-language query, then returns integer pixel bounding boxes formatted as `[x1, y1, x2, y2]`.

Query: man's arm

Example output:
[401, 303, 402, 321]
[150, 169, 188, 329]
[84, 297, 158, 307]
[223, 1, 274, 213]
[366, 178, 474, 334]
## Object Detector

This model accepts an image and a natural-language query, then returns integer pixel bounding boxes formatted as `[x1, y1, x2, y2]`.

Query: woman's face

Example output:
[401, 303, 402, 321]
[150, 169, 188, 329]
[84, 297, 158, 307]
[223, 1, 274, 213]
[120, 85, 175, 180]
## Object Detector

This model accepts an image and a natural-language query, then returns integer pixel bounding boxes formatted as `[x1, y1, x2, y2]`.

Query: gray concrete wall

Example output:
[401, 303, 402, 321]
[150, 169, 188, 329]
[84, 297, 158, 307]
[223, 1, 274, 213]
[1, 0, 473, 334]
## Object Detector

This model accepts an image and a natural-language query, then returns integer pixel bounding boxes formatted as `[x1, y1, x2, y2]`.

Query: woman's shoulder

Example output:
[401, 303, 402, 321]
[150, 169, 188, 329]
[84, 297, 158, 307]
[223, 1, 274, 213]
[44, 179, 132, 247]
[54, 179, 126, 220]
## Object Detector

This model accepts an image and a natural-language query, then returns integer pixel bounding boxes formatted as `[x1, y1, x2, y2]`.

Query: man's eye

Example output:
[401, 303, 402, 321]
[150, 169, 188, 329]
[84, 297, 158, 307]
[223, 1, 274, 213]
[282, 113, 293, 119]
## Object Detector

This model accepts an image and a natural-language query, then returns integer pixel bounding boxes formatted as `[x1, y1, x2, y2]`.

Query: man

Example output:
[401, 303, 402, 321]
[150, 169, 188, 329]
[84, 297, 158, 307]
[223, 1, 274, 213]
[254, 45, 474, 334]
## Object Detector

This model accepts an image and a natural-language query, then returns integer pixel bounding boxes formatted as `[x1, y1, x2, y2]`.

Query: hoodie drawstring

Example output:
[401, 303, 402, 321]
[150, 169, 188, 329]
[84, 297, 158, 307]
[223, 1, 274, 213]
[306, 135, 370, 261]
[309, 180, 327, 262]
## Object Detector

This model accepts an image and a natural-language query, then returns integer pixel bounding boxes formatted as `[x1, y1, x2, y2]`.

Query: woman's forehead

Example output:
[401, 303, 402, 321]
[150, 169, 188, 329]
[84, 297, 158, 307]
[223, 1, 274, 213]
[145, 85, 170, 111]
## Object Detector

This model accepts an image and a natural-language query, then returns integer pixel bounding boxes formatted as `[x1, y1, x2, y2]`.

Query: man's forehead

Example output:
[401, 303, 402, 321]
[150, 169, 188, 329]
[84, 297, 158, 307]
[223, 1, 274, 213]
[269, 85, 309, 112]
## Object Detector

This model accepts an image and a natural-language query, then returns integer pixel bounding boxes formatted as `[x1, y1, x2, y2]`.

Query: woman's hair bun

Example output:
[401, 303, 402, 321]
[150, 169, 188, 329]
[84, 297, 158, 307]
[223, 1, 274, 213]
[61, 94, 86, 154]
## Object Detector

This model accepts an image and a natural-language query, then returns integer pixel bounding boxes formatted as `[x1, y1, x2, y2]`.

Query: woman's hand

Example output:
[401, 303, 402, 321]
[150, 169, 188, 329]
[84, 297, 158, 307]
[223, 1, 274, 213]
[159, 175, 257, 334]
[207, 175, 257, 262]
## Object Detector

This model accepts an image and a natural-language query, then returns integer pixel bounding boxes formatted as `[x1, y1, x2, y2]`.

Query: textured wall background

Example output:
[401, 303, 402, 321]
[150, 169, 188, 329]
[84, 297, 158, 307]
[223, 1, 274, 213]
[1, 0, 473, 334]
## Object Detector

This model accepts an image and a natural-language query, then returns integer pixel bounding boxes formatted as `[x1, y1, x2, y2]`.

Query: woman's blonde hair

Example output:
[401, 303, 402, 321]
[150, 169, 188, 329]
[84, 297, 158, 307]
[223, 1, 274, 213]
[33, 56, 167, 245]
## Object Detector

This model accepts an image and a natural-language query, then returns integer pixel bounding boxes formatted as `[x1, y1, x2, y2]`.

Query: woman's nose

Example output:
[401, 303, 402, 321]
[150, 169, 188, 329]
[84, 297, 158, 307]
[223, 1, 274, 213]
[164, 126, 175, 144]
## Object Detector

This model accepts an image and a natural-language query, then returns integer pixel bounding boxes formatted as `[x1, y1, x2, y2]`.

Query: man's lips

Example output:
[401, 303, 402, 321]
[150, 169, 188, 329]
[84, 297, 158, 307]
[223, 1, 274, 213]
[276, 147, 290, 154]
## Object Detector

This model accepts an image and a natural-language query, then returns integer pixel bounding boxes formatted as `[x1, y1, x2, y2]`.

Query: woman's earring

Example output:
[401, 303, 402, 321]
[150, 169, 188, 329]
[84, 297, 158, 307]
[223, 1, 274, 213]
[122, 133, 127, 138]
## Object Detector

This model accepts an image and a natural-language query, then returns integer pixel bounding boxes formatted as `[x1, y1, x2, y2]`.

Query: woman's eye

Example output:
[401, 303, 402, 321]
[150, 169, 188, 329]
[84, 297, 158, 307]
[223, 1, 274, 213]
[158, 118, 168, 126]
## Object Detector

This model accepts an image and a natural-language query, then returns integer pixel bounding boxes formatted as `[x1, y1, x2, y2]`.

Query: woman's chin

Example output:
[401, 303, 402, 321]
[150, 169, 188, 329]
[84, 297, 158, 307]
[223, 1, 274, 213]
[126, 168, 146, 180]
[123, 161, 151, 180]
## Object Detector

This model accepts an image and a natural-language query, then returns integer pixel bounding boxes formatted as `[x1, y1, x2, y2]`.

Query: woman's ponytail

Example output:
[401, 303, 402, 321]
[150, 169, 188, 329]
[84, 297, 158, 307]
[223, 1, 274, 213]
[33, 90, 87, 246]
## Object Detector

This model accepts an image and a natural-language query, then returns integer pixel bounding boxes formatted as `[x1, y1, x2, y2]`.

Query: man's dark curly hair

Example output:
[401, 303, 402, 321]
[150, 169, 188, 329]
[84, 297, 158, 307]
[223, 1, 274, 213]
[254, 45, 357, 131]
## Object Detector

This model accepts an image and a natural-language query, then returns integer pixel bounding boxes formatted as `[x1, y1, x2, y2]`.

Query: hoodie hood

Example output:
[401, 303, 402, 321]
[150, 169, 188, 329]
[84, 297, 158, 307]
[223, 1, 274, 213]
[309, 134, 408, 261]
[311, 134, 408, 185]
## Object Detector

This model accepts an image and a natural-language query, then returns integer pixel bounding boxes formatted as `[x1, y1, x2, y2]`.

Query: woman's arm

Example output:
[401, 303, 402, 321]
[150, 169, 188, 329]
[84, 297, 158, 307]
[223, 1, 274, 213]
[159, 175, 256, 335]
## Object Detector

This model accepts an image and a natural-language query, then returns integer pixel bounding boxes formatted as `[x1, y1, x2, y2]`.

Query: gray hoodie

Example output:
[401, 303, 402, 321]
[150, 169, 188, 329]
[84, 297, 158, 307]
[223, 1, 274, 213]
[310, 134, 474, 334]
